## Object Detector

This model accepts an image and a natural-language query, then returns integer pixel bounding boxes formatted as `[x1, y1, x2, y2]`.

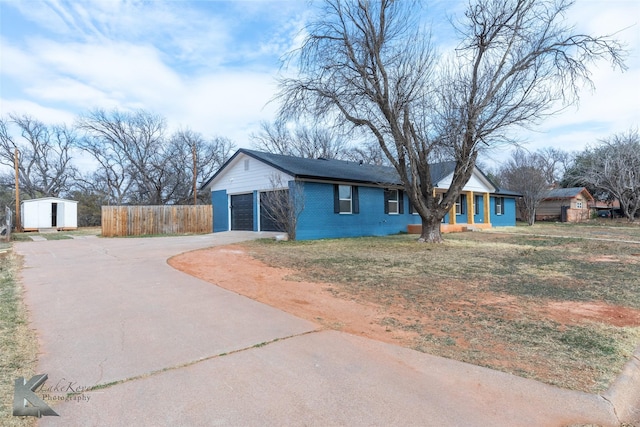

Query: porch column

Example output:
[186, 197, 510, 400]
[466, 191, 474, 225]
[449, 204, 456, 225]
[483, 192, 491, 224]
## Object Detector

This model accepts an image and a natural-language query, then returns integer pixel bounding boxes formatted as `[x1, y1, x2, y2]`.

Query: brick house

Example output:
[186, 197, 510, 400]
[202, 149, 518, 240]
[536, 187, 594, 222]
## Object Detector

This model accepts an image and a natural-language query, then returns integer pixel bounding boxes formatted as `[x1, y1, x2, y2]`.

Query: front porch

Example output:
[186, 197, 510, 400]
[408, 190, 493, 234]
[408, 222, 493, 234]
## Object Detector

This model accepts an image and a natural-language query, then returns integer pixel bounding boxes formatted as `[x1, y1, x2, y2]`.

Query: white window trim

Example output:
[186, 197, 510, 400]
[388, 189, 399, 215]
[455, 194, 466, 215]
[339, 185, 352, 214]
[496, 197, 504, 216]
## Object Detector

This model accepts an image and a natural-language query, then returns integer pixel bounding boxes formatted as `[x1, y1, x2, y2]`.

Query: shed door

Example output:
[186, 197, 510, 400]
[260, 190, 288, 232]
[231, 193, 253, 231]
[51, 203, 58, 227]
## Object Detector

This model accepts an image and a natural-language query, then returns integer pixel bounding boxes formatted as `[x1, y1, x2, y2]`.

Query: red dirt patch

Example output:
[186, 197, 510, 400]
[168, 246, 422, 348]
[169, 245, 640, 340]
[544, 301, 640, 327]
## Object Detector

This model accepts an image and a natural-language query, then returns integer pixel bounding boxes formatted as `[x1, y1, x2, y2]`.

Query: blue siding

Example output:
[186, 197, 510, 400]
[473, 195, 484, 224]
[490, 196, 516, 226]
[212, 190, 229, 232]
[213, 184, 516, 238]
[296, 182, 421, 240]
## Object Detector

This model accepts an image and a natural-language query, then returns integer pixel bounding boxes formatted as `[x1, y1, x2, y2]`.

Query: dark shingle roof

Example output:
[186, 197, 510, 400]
[493, 188, 522, 197]
[202, 149, 460, 189]
[544, 187, 593, 200]
[241, 149, 405, 185]
[202, 149, 505, 194]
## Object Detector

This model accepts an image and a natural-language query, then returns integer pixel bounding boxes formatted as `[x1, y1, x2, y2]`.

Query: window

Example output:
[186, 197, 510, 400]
[576, 201, 583, 209]
[474, 195, 482, 215]
[244, 159, 250, 171]
[455, 194, 466, 215]
[495, 197, 504, 215]
[339, 185, 352, 214]
[334, 185, 359, 214]
[384, 189, 404, 214]
[387, 190, 399, 214]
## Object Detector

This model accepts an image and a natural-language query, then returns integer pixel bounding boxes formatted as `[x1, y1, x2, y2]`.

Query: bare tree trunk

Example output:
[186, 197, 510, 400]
[419, 216, 443, 243]
[528, 207, 536, 226]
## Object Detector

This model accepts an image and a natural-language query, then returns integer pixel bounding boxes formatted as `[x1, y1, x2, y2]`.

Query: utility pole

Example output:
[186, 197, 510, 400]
[14, 148, 21, 231]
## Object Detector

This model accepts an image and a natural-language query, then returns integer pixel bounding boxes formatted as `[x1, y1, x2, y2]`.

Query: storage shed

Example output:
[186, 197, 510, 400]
[21, 197, 78, 231]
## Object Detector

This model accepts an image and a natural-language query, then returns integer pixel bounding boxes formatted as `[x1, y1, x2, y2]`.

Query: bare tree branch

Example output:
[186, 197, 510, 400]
[569, 129, 640, 221]
[0, 114, 78, 198]
[277, 0, 624, 242]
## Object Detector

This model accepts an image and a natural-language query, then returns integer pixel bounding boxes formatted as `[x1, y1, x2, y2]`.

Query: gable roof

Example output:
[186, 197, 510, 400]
[240, 149, 409, 185]
[201, 148, 500, 193]
[21, 197, 78, 205]
[543, 187, 594, 201]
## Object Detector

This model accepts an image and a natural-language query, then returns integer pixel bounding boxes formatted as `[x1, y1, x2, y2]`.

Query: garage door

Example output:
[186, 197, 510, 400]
[231, 193, 253, 231]
[260, 190, 288, 232]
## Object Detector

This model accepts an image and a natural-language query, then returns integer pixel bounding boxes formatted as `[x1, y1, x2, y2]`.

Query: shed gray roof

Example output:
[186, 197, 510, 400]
[544, 187, 593, 200]
[202, 149, 507, 194]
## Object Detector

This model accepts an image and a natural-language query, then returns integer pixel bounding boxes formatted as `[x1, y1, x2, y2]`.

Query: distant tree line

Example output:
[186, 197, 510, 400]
[494, 129, 640, 223]
[249, 119, 389, 165]
[0, 108, 636, 228]
[0, 109, 235, 226]
[0, 110, 387, 228]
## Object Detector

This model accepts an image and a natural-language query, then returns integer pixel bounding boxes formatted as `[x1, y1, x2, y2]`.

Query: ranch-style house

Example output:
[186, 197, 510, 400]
[201, 149, 518, 240]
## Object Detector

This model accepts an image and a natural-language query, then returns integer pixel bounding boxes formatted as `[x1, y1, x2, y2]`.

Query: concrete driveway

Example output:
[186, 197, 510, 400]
[15, 232, 623, 426]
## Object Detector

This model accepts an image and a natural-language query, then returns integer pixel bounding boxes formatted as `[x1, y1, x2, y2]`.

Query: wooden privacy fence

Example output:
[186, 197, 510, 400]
[101, 205, 213, 237]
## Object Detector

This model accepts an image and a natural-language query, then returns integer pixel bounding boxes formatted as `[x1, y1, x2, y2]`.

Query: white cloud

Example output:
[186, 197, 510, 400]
[2, 0, 638, 165]
[0, 99, 76, 124]
[482, 0, 640, 165]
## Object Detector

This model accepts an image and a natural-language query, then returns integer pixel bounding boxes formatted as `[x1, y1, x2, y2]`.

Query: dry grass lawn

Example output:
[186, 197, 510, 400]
[239, 222, 640, 393]
[0, 250, 37, 427]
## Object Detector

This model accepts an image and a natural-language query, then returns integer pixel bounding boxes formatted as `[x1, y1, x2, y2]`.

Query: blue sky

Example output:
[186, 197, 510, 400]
[0, 0, 638, 166]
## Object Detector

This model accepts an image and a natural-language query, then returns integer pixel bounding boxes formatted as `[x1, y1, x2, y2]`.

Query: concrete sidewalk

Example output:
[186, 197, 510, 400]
[14, 232, 631, 426]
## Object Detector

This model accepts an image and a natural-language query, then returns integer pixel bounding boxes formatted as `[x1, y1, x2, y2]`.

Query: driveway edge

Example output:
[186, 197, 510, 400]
[602, 345, 640, 425]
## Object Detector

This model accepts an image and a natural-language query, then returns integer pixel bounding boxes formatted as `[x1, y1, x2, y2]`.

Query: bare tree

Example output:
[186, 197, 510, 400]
[536, 147, 572, 186]
[75, 136, 134, 205]
[569, 129, 640, 221]
[250, 120, 294, 156]
[277, 0, 624, 242]
[251, 120, 350, 159]
[0, 114, 78, 199]
[260, 173, 305, 240]
[344, 140, 390, 166]
[499, 149, 549, 225]
[167, 130, 235, 204]
[77, 109, 169, 204]
[77, 110, 235, 205]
